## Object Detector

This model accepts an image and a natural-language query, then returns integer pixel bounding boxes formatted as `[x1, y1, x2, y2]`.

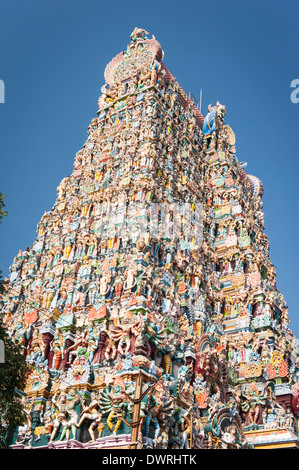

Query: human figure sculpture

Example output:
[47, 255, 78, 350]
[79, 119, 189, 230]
[99, 273, 111, 298]
[76, 391, 104, 441]
[49, 392, 69, 442]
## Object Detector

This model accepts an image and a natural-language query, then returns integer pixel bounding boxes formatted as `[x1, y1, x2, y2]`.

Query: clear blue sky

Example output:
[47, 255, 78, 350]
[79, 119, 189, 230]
[0, 0, 298, 334]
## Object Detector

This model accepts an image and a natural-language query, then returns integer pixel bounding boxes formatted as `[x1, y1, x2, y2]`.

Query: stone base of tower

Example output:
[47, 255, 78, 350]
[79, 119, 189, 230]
[10, 433, 133, 449]
[244, 428, 299, 449]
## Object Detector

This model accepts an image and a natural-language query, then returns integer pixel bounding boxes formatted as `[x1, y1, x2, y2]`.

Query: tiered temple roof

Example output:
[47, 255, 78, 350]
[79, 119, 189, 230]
[2, 27, 299, 450]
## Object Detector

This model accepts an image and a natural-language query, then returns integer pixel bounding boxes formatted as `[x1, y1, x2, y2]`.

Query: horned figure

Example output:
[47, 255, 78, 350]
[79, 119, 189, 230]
[202, 102, 226, 136]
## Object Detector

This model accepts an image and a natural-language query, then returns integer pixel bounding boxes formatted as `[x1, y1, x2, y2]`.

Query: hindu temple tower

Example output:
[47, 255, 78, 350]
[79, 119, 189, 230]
[2, 28, 299, 450]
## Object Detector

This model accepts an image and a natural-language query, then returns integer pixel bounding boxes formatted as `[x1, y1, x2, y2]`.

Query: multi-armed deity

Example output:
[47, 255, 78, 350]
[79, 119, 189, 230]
[1, 27, 299, 449]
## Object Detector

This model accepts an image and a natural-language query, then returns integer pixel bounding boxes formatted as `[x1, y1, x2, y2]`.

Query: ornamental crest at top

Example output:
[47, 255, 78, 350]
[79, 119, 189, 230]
[104, 27, 163, 86]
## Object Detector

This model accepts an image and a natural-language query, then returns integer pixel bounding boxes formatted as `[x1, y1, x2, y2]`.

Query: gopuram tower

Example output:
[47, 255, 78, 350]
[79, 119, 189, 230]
[2, 28, 299, 450]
